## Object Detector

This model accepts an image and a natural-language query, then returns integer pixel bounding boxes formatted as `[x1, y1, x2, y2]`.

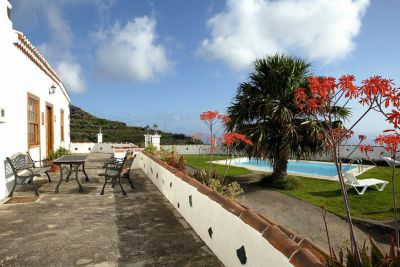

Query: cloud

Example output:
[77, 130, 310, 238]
[12, 0, 116, 93]
[57, 60, 86, 93]
[95, 16, 172, 83]
[198, 0, 370, 70]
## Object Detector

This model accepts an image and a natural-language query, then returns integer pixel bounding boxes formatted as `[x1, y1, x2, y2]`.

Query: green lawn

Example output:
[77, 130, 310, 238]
[183, 154, 399, 221]
[278, 166, 400, 221]
[183, 154, 251, 177]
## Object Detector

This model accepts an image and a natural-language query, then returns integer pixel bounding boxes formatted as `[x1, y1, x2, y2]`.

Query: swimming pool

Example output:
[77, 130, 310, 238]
[232, 158, 357, 177]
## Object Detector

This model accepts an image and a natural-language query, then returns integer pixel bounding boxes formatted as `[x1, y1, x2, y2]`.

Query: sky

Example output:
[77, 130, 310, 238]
[11, 0, 400, 142]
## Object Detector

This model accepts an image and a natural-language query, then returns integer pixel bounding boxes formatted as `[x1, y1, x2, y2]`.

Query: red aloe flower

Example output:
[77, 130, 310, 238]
[218, 115, 231, 124]
[359, 144, 373, 154]
[192, 132, 205, 141]
[200, 111, 220, 124]
[223, 132, 253, 148]
[374, 133, 400, 154]
[387, 110, 400, 128]
[358, 135, 367, 141]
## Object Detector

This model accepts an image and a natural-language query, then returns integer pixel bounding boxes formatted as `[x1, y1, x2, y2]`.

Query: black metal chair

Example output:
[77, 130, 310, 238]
[100, 152, 136, 195]
[6, 152, 52, 197]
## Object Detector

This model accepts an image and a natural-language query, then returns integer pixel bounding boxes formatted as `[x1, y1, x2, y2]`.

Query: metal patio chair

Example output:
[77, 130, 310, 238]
[100, 151, 136, 195]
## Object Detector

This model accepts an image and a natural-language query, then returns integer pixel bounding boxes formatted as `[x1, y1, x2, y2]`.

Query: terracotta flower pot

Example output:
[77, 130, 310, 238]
[46, 160, 61, 173]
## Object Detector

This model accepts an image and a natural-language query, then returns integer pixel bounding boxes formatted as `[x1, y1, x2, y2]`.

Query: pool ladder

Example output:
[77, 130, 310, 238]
[348, 159, 363, 173]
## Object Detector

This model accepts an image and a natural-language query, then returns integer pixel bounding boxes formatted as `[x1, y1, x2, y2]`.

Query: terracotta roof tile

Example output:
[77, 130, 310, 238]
[221, 198, 246, 217]
[277, 225, 297, 240]
[289, 248, 325, 267]
[262, 225, 299, 258]
[293, 235, 304, 245]
[175, 171, 193, 184]
[13, 32, 70, 101]
[298, 239, 328, 264]
[207, 190, 228, 206]
[197, 184, 213, 195]
[240, 209, 270, 233]
[257, 213, 277, 225]
[186, 177, 202, 189]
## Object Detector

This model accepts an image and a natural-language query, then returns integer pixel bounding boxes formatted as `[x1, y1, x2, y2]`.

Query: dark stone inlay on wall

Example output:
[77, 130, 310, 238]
[156, 173, 158, 179]
[100, 147, 103, 150]
[208, 227, 213, 238]
[177, 202, 180, 208]
[162, 180, 164, 184]
[170, 182, 172, 188]
[151, 168, 153, 174]
[189, 195, 192, 207]
[75, 148, 78, 151]
[236, 245, 247, 265]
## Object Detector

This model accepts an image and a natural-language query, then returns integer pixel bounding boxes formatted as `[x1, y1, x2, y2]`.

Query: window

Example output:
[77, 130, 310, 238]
[60, 109, 64, 141]
[28, 94, 40, 147]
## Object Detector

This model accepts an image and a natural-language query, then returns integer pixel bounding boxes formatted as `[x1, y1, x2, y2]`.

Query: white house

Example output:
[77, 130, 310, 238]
[0, 0, 71, 199]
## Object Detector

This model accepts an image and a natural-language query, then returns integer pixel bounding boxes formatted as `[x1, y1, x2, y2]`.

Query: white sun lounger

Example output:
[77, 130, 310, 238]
[343, 173, 388, 195]
[382, 156, 400, 167]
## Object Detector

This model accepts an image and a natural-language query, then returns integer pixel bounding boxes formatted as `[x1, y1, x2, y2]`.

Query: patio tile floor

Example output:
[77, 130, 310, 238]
[0, 153, 223, 267]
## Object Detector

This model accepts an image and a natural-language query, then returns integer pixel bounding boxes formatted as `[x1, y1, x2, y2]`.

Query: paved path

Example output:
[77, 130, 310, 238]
[236, 182, 389, 254]
[0, 153, 222, 267]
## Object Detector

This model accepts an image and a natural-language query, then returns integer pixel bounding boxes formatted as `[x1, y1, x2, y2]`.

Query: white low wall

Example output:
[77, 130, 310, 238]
[69, 142, 143, 154]
[164, 144, 390, 161]
[162, 145, 228, 155]
[311, 145, 389, 161]
[133, 152, 324, 267]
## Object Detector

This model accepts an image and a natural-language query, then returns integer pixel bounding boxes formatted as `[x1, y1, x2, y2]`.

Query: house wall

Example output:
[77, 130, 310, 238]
[0, 1, 71, 199]
[132, 152, 324, 267]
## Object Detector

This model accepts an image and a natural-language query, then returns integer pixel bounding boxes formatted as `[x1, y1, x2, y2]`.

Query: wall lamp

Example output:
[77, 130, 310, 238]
[49, 85, 56, 95]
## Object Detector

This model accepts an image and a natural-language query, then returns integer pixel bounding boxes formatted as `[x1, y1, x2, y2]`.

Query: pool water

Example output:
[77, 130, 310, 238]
[236, 159, 356, 177]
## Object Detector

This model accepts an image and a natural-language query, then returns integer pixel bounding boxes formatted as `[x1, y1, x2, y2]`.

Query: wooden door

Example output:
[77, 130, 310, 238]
[46, 104, 54, 157]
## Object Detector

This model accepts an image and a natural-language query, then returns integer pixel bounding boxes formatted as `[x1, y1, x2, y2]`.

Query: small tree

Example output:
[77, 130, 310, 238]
[295, 75, 397, 265]
[199, 111, 230, 175]
[221, 132, 254, 178]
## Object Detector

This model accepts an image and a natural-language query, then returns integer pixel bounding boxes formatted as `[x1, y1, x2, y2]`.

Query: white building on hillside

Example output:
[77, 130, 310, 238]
[0, 0, 71, 199]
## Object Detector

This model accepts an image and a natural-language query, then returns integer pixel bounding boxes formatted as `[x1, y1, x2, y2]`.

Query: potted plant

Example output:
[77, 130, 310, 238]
[47, 147, 71, 173]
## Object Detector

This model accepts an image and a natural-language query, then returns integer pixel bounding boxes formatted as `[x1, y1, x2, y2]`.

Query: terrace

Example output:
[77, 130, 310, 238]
[1, 151, 328, 267]
[0, 153, 223, 266]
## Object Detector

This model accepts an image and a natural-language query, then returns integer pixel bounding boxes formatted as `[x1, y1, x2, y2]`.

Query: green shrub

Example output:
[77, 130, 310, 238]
[262, 175, 304, 190]
[207, 179, 244, 200]
[193, 169, 244, 199]
[143, 145, 157, 155]
[48, 147, 70, 160]
[157, 146, 178, 161]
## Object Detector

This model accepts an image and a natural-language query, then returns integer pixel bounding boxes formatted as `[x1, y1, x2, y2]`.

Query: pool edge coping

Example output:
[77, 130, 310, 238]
[209, 158, 375, 181]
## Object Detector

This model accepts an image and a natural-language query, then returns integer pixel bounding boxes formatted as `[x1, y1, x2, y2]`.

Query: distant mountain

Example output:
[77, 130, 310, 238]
[69, 105, 195, 146]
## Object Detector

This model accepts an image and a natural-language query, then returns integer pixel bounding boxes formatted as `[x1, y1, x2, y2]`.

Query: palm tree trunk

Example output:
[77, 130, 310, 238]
[271, 149, 289, 182]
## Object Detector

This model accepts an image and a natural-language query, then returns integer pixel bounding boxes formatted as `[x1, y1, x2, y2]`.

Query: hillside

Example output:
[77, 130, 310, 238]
[70, 105, 194, 146]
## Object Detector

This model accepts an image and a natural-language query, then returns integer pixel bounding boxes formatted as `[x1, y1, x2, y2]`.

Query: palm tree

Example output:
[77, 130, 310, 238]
[226, 54, 321, 183]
